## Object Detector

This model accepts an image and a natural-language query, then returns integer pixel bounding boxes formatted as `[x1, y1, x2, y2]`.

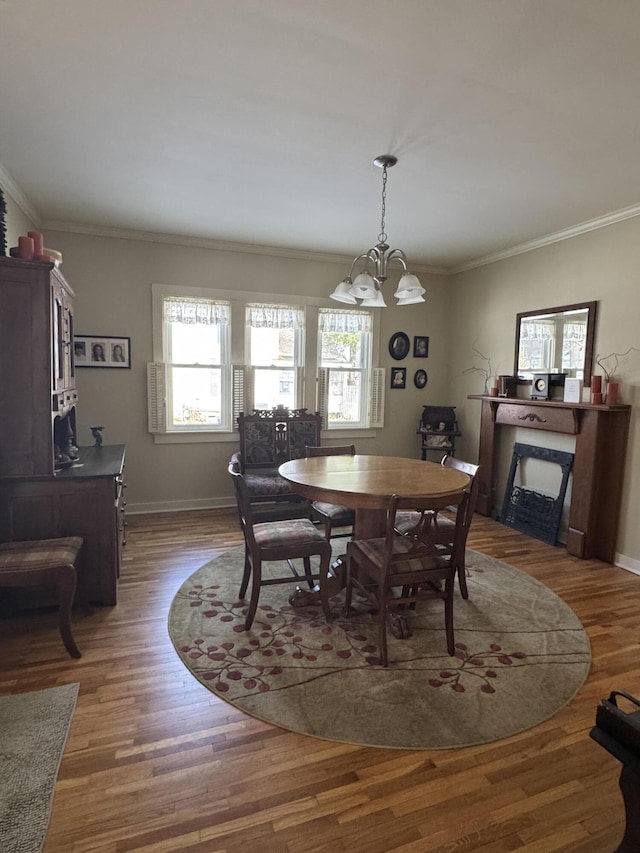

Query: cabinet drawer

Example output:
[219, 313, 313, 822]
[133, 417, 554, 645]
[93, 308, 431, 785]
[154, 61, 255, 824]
[495, 403, 578, 434]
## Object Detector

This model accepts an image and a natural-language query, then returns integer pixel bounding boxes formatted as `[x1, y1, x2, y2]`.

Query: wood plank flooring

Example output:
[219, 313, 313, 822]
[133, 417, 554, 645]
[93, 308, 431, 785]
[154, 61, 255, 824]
[1, 509, 639, 852]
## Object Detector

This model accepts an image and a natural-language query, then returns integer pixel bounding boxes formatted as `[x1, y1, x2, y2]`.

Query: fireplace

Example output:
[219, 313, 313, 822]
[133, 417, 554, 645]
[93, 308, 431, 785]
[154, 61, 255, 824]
[501, 442, 574, 545]
[469, 395, 630, 562]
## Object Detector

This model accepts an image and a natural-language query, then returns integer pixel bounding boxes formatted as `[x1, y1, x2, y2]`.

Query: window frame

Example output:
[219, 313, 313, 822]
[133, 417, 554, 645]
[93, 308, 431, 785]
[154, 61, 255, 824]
[151, 284, 382, 443]
[317, 308, 373, 430]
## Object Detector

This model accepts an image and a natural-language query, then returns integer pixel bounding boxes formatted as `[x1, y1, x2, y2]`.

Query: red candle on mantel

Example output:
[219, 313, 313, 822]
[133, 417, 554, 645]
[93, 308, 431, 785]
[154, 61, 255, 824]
[591, 375, 602, 394]
[18, 236, 34, 260]
[28, 231, 44, 257]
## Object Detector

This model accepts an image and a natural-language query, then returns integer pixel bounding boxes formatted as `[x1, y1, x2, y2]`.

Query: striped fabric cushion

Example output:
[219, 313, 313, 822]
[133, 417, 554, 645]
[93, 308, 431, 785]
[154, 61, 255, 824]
[0, 537, 83, 573]
[353, 535, 447, 576]
[395, 511, 454, 536]
[254, 519, 325, 549]
[311, 501, 354, 521]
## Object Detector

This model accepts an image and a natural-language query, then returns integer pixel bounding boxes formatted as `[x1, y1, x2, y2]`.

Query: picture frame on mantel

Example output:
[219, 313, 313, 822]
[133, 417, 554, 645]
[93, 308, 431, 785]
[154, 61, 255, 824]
[75, 335, 131, 368]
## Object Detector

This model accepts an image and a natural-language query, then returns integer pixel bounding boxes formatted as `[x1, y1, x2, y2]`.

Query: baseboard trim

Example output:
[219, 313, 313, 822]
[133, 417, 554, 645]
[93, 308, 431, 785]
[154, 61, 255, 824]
[615, 552, 640, 575]
[127, 497, 235, 515]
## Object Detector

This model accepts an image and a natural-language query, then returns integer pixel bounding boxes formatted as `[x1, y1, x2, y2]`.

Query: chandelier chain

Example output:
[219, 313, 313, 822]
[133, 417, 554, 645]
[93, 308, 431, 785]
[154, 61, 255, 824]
[378, 165, 388, 244]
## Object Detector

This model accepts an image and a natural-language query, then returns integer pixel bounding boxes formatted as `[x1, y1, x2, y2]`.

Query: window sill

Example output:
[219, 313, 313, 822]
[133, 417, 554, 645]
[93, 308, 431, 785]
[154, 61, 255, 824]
[321, 428, 377, 439]
[153, 431, 237, 444]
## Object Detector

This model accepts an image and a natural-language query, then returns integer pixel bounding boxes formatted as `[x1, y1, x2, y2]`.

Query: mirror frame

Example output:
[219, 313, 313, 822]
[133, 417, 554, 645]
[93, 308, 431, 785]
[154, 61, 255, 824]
[514, 300, 598, 387]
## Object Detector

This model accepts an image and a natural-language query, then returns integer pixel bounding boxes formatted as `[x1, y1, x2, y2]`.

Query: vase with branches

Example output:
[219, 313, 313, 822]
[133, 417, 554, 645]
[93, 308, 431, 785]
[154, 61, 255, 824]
[461, 341, 493, 394]
[595, 346, 640, 404]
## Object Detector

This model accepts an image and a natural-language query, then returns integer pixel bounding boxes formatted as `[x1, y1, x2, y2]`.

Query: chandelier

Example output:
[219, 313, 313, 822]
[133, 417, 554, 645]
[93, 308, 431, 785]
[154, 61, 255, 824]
[330, 155, 425, 307]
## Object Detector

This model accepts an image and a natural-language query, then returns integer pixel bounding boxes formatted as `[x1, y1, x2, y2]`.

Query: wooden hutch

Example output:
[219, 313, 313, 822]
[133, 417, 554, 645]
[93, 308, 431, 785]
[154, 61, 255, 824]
[0, 256, 126, 605]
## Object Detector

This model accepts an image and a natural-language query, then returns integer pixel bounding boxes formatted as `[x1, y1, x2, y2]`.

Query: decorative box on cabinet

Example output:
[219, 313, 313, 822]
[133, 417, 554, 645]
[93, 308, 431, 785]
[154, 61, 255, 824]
[0, 256, 77, 477]
[0, 445, 127, 606]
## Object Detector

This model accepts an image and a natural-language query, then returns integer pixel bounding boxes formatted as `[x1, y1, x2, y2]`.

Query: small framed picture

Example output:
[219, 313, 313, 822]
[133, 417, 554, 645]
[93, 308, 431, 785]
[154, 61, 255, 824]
[389, 331, 410, 361]
[414, 369, 428, 389]
[413, 336, 429, 358]
[75, 335, 131, 369]
[391, 367, 406, 389]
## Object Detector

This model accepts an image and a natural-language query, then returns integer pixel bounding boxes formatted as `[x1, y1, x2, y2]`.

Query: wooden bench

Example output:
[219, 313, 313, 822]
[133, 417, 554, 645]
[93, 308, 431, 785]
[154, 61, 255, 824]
[230, 406, 322, 520]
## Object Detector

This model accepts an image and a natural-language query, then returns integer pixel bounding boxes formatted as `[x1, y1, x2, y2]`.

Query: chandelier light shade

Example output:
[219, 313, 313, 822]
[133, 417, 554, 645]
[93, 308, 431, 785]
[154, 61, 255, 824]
[330, 155, 425, 308]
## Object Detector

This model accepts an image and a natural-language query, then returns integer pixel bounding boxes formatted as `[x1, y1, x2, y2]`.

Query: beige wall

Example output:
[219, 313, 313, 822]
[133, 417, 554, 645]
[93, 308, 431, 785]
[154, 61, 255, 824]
[449, 218, 640, 569]
[43, 229, 450, 513]
[5, 198, 639, 566]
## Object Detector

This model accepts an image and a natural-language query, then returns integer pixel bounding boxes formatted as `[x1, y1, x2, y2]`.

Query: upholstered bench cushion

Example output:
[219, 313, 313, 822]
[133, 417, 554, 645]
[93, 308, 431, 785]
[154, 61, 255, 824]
[244, 470, 299, 499]
[0, 537, 83, 574]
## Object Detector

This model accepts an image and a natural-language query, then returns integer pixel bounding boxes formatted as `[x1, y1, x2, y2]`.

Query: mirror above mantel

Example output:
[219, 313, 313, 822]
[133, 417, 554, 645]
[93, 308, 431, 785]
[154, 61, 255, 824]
[515, 301, 597, 386]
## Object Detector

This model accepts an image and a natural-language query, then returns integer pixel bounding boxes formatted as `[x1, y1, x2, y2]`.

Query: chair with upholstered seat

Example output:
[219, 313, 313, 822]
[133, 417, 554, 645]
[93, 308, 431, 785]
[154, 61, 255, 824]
[305, 445, 356, 542]
[345, 487, 468, 666]
[0, 537, 84, 658]
[229, 463, 332, 629]
[394, 456, 480, 599]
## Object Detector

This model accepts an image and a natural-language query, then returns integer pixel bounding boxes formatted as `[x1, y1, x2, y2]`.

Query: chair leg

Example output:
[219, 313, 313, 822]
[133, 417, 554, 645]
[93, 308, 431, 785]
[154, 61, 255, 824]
[325, 519, 332, 542]
[344, 556, 354, 616]
[378, 590, 389, 667]
[56, 565, 81, 659]
[239, 540, 252, 600]
[444, 577, 455, 656]
[457, 554, 469, 600]
[302, 556, 316, 590]
[245, 558, 262, 630]
[318, 553, 331, 621]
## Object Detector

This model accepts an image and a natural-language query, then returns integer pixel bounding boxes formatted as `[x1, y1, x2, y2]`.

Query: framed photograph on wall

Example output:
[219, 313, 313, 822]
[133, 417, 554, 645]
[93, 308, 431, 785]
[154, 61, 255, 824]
[391, 367, 406, 389]
[389, 331, 410, 360]
[75, 335, 131, 368]
[413, 336, 429, 358]
[414, 369, 428, 389]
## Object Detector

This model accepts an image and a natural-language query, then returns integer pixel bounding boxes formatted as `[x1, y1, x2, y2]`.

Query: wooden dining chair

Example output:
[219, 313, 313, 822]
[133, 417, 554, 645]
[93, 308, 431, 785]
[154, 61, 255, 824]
[305, 445, 356, 542]
[394, 456, 480, 599]
[345, 487, 468, 666]
[229, 463, 332, 628]
[0, 536, 84, 658]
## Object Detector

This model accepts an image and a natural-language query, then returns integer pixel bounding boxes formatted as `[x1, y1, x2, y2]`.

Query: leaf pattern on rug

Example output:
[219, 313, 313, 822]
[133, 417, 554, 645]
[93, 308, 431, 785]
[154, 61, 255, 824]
[178, 581, 531, 697]
[168, 547, 591, 749]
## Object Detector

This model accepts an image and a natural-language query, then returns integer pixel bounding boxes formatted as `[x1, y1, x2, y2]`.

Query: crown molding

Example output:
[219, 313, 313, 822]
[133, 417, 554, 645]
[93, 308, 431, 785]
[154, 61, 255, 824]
[0, 160, 41, 225]
[451, 202, 640, 273]
[42, 218, 447, 275]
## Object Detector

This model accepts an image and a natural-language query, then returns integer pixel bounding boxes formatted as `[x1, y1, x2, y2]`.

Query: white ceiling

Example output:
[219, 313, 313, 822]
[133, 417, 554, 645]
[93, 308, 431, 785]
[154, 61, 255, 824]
[2, 0, 640, 271]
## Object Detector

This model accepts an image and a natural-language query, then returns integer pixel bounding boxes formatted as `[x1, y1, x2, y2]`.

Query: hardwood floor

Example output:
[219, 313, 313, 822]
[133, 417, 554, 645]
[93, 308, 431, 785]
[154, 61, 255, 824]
[1, 509, 639, 852]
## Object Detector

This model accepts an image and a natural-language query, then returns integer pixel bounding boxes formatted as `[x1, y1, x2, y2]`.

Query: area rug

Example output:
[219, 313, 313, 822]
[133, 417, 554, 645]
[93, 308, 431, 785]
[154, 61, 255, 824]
[169, 549, 590, 749]
[0, 683, 79, 852]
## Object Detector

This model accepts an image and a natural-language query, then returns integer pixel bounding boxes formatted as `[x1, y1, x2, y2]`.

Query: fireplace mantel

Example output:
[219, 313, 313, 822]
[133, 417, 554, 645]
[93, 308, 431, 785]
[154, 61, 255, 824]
[468, 395, 631, 562]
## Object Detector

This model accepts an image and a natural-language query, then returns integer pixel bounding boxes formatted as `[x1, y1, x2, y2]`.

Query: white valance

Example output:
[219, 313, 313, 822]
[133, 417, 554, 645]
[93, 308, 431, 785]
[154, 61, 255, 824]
[521, 319, 555, 340]
[319, 309, 372, 334]
[246, 304, 304, 329]
[163, 297, 230, 325]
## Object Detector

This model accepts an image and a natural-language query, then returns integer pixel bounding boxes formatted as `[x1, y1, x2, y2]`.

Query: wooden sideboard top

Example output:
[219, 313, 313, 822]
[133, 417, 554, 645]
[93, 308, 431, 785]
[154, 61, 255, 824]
[0, 445, 125, 481]
[54, 445, 126, 479]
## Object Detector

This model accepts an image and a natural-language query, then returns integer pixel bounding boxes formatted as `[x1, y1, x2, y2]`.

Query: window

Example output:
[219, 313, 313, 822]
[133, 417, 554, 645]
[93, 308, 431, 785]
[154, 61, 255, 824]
[317, 309, 375, 429]
[150, 285, 383, 440]
[246, 304, 305, 410]
[157, 296, 231, 431]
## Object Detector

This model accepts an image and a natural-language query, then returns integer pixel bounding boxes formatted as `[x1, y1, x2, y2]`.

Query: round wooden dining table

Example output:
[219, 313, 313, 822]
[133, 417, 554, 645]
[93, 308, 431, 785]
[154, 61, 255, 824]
[279, 454, 470, 539]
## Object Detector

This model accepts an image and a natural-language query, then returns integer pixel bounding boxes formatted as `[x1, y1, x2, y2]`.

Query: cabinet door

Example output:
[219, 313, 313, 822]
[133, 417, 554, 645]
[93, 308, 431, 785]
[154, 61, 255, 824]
[51, 277, 75, 394]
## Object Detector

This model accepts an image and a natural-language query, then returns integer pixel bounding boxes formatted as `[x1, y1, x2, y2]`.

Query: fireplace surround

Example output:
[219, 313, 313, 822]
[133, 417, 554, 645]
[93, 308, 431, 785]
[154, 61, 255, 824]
[469, 395, 631, 562]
